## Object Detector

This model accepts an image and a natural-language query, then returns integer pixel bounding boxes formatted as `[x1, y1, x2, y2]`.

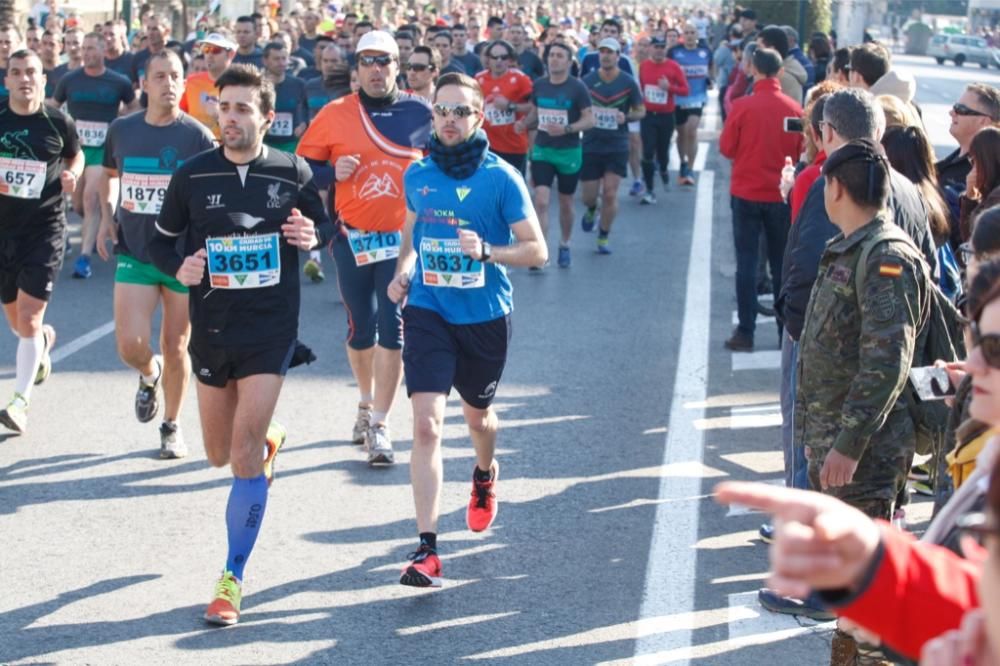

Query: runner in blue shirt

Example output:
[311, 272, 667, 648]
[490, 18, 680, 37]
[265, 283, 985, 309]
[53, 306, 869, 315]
[387, 72, 546, 588]
[669, 23, 714, 185]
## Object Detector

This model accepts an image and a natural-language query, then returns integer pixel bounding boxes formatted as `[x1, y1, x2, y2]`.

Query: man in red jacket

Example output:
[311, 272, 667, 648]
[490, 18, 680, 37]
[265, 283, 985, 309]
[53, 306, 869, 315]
[637, 35, 689, 204]
[719, 47, 803, 351]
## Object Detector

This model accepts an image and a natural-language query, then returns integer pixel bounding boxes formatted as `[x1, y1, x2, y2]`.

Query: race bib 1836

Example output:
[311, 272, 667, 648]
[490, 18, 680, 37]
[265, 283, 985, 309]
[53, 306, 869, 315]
[76, 120, 109, 147]
[419, 236, 485, 289]
[206, 233, 281, 289]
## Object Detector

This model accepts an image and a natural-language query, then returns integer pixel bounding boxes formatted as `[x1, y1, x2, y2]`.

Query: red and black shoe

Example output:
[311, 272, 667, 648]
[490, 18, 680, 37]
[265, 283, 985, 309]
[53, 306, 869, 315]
[400, 544, 442, 588]
[466, 461, 499, 533]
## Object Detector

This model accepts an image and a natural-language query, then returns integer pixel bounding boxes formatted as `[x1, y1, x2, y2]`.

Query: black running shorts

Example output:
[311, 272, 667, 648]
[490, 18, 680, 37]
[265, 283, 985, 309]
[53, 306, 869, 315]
[0, 227, 66, 304]
[188, 338, 296, 388]
[402, 305, 511, 409]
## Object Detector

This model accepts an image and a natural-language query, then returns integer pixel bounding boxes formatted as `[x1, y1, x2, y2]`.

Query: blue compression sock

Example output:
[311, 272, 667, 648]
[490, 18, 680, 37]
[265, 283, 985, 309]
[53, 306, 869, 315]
[224, 474, 269, 580]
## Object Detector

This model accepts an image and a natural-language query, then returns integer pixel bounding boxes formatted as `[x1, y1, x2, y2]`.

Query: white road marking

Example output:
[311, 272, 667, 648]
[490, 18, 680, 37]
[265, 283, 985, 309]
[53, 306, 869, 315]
[727, 590, 835, 645]
[731, 350, 781, 372]
[693, 142, 709, 172]
[733, 312, 776, 326]
[50, 320, 115, 365]
[726, 479, 785, 516]
[634, 170, 714, 664]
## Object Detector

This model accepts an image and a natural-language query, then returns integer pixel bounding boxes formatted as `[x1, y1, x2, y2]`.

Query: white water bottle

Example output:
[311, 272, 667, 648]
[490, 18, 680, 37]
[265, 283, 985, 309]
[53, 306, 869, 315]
[780, 156, 795, 202]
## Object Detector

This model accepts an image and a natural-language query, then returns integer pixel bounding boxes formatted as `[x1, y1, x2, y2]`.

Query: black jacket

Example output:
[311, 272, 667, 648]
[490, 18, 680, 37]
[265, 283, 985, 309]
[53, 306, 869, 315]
[776, 177, 836, 340]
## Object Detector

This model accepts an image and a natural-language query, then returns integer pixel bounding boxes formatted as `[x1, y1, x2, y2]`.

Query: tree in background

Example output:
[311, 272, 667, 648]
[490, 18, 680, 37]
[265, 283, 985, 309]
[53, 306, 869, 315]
[742, 0, 832, 38]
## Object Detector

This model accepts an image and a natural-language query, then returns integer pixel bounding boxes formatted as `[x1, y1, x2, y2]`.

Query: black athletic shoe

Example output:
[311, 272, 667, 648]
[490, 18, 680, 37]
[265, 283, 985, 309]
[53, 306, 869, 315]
[135, 356, 162, 423]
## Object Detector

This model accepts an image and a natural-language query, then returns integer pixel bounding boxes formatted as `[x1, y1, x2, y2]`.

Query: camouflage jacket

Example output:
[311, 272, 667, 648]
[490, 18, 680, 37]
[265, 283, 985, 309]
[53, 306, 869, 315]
[795, 216, 929, 460]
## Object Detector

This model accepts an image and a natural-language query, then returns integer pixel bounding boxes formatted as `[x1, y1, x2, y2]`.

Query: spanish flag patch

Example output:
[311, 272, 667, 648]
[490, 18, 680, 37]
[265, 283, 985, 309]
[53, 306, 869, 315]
[879, 262, 903, 278]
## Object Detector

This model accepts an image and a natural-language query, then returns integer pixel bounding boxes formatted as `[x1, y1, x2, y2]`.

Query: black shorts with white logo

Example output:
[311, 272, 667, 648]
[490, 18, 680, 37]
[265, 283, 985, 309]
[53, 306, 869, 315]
[402, 305, 511, 409]
[188, 338, 296, 388]
[0, 226, 66, 304]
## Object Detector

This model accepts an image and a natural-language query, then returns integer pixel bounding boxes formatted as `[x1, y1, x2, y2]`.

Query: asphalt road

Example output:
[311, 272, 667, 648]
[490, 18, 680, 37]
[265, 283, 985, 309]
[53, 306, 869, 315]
[1, 55, 995, 665]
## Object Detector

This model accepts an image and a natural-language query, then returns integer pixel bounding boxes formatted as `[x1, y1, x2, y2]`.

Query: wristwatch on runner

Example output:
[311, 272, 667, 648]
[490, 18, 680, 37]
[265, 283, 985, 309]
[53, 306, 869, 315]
[480, 242, 492, 263]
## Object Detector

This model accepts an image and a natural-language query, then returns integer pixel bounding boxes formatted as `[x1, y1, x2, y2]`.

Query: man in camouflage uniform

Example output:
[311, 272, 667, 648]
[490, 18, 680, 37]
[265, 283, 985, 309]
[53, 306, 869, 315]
[795, 138, 930, 666]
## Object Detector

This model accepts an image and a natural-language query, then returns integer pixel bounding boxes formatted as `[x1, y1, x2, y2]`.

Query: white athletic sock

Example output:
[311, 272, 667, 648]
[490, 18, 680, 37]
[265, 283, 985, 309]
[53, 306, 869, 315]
[141, 357, 162, 386]
[14, 334, 44, 401]
[371, 410, 387, 427]
[359, 395, 374, 407]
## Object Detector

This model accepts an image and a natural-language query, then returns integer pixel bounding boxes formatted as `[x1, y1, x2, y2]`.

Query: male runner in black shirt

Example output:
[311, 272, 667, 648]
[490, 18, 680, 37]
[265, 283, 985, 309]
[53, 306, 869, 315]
[149, 64, 334, 626]
[0, 50, 82, 433]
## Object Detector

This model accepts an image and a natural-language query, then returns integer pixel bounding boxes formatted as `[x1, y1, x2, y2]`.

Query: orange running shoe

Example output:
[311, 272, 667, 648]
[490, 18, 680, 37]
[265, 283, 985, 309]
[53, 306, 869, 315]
[204, 570, 242, 626]
[263, 421, 286, 486]
[466, 460, 499, 532]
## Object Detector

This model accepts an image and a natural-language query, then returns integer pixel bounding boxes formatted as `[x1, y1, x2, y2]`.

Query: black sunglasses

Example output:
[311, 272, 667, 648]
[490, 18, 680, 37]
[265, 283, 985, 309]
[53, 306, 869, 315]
[357, 53, 394, 67]
[489, 52, 512, 60]
[957, 512, 1000, 545]
[954, 102, 990, 118]
[407, 63, 433, 71]
[432, 102, 480, 119]
[971, 320, 1000, 369]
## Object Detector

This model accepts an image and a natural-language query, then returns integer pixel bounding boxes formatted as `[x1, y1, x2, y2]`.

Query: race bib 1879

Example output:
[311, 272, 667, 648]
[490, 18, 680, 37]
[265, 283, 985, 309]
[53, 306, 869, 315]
[419, 236, 485, 289]
[206, 233, 281, 289]
[348, 228, 400, 266]
[120, 172, 171, 215]
[0, 157, 45, 200]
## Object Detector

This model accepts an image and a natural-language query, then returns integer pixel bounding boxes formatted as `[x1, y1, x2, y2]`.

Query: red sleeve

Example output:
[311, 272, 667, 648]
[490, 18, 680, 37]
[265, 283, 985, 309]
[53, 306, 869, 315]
[719, 104, 740, 158]
[179, 89, 189, 112]
[670, 62, 690, 97]
[518, 74, 533, 102]
[836, 522, 981, 661]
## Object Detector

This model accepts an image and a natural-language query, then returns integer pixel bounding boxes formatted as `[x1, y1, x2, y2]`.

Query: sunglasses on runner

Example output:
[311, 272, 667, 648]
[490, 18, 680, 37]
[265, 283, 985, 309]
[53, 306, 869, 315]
[357, 53, 394, 67]
[489, 52, 512, 60]
[971, 321, 1000, 368]
[432, 103, 480, 119]
[953, 102, 991, 118]
[407, 63, 433, 71]
[201, 45, 228, 55]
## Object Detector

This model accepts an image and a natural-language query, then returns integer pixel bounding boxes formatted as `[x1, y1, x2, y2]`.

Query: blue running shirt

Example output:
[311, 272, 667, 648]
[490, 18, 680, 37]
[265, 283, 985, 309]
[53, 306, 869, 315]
[404, 152, 534, 324]
[669, 45, 713, 109]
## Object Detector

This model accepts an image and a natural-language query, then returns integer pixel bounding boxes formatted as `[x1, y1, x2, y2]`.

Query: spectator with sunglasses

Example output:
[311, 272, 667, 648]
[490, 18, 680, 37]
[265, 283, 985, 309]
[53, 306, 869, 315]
[297, 31, 432, 466]
[959, 127, 1000, 244]
[388, 72, 546, 589]
[937, 83, 1000, 247]
[405, 45, 438, 102]
[715, 259, 1000, 666]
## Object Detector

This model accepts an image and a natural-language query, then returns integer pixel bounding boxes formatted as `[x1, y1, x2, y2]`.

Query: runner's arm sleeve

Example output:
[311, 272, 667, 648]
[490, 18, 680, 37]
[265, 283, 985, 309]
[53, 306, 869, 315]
[122, 79, 137, 105]
[53, 76, 67, 104]
[295, 156, 334, 246]
[501, 169, 535, 229]
[60, 115, 81, 158]
[148, 169, 190, 278]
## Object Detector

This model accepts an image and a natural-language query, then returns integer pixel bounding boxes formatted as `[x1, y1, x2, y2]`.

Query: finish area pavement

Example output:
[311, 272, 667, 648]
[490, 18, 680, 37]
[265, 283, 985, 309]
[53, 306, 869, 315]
[1, 98, 929, 665]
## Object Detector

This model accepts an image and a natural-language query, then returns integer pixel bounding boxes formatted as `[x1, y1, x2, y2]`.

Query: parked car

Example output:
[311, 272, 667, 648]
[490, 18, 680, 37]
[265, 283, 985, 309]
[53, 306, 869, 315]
[928, 33, 999, 67]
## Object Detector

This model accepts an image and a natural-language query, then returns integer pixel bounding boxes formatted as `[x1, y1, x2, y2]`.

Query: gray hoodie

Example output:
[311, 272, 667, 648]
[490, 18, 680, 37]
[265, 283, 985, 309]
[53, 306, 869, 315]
[780, 55, 807, 102]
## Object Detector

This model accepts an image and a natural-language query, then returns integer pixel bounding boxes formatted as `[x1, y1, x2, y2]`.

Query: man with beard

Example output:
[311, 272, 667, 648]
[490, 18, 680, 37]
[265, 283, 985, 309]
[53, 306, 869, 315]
[149, 64, 334, 625]
[388, 72, 546, 587]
